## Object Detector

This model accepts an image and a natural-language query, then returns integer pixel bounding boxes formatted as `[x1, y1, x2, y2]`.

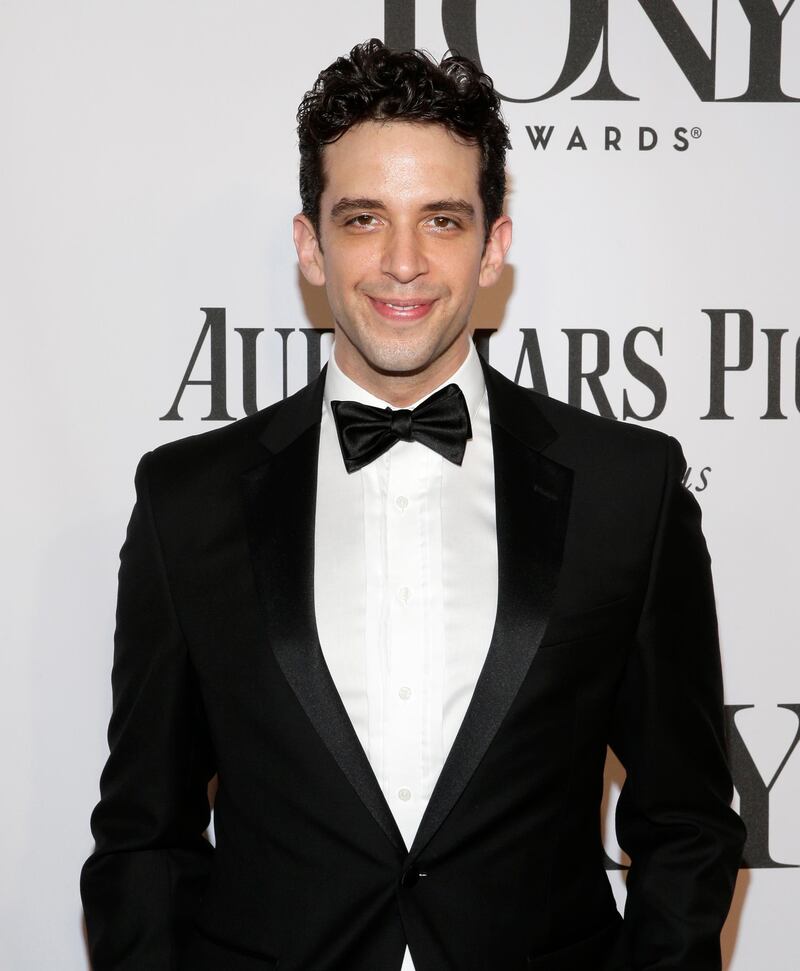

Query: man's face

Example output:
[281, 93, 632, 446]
[294, 120, 511, 399]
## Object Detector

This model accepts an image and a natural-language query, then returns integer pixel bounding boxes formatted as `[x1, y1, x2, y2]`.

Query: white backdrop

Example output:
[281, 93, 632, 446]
[2, 1, 799, 968]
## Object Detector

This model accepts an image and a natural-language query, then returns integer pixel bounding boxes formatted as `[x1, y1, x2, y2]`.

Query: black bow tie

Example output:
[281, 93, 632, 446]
[330, 383, 473, 474]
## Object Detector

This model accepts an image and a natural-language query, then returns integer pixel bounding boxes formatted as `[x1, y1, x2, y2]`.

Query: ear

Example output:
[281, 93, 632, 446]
[293, 213, 326, 286]
[478, 215, 512, 288]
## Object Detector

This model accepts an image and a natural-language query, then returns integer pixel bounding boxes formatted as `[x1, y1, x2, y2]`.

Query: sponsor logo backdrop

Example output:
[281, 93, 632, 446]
[2, 1, 798, 966]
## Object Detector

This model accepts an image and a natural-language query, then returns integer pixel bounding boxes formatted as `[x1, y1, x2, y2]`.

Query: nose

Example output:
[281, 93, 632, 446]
[380, 224, 428, 283]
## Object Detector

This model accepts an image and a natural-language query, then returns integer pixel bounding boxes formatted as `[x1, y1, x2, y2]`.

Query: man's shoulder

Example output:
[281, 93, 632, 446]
[141, 375, 323, 495]
[487, 362, 674, 447]
[484, 362, 680, 481]
[145, 403, 275, 480]
[491, 374, 687, 550]
[537, 388, 672, 450]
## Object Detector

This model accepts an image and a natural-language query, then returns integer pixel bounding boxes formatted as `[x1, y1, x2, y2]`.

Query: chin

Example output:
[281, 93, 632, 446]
[360, 340, 440, 377]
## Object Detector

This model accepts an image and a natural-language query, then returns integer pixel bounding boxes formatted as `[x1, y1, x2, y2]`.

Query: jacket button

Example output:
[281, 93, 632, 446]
[400, 866, 420, 888]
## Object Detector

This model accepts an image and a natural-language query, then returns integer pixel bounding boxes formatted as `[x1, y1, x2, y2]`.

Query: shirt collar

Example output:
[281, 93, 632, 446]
[323, 340, 486, 422]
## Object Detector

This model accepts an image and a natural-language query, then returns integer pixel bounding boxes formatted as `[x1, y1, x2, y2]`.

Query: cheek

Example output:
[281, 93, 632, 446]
[450, 263, 482, 304]
[442, 246, 484, 287]
[325, 248, 375, 290]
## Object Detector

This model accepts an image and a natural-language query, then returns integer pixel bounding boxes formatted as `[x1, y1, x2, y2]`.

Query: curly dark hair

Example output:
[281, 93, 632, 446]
[297, 38, 510, 241]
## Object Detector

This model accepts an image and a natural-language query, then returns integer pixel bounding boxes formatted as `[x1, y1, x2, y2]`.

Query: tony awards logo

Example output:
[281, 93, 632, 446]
[385, 0, 799, 104]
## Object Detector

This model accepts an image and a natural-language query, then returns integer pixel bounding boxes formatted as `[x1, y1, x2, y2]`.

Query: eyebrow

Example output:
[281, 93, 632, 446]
[420, 199, 476, 220]
[329, 197, 476, 221]
[330, 197, 385, 219]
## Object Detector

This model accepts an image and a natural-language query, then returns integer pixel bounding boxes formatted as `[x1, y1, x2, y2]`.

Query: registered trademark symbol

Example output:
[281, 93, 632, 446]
[691, 127, 702, 139]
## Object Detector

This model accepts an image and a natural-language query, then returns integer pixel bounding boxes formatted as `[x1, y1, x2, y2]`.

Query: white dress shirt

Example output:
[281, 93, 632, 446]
[314, 342, 498, 971]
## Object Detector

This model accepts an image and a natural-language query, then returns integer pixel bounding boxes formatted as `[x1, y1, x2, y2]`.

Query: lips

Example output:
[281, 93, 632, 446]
[367, 296, 436, 322]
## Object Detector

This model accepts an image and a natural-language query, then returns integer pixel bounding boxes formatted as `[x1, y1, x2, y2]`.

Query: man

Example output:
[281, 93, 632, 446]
[81, 39, 745, 971]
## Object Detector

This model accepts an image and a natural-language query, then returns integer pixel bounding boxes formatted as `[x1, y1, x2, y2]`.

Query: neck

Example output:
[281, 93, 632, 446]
[334, 336, 471, 408]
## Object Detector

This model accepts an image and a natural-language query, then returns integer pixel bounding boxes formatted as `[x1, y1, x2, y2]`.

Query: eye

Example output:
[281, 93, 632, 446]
[345, 213, 380, 229]
[427, 215, 460, 230]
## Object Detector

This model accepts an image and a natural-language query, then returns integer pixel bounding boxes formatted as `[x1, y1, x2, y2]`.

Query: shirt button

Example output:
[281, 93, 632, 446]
[397, 586, 411, 605]
[398, 787, 412, 802]
[398, 686, 412, 701]
[395, 495, 409, 512]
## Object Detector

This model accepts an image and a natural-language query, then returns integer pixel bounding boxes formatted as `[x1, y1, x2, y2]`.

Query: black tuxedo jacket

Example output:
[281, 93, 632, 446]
[81, 358, 745, 971]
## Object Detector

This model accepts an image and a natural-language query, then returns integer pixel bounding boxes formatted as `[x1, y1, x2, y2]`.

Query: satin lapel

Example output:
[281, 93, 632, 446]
[241, 372, 405, 853]
[409, 363, 573, 858]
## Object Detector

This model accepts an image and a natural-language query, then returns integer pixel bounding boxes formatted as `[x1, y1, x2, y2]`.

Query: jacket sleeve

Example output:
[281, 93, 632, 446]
[608, 436, 746, 970]
[81, 452, 215, 970]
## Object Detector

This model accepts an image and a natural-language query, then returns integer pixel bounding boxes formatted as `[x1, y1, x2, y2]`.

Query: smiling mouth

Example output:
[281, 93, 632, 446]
[367, 296, 436, 321]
